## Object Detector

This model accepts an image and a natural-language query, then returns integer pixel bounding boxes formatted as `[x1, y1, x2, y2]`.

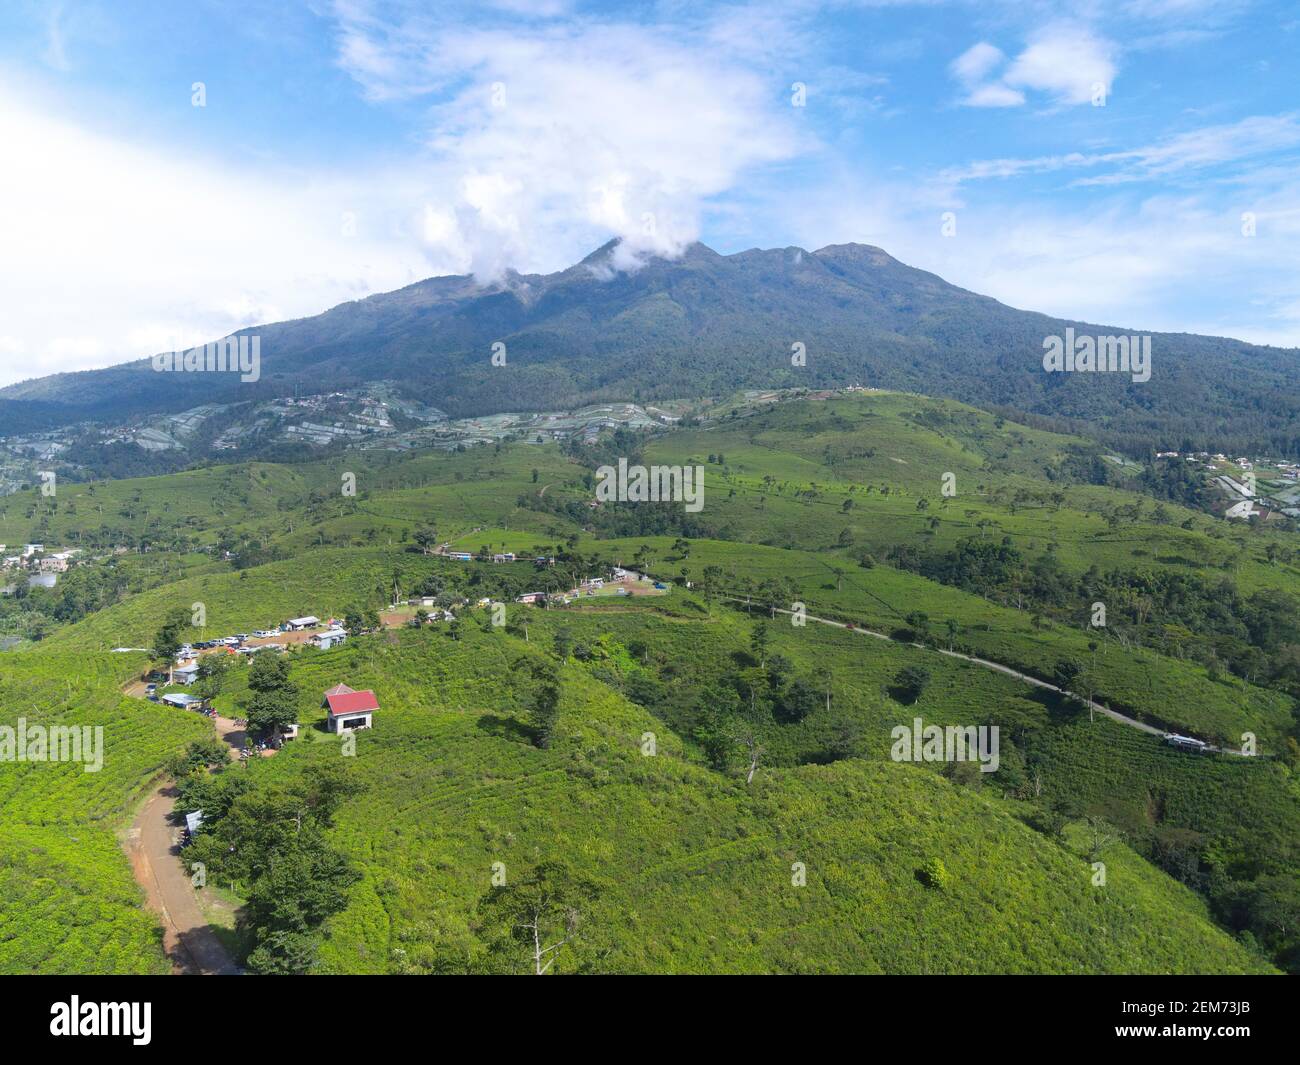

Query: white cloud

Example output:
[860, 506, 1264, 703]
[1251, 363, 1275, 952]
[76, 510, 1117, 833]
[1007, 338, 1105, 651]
[965, 83, 1027, 108]
[953, 23, 1116, 109]
[938, 114, 1300, 189]
[1003, 24, 1116, 106]
[330, 3, 807, 280]
[0, 88, 443, 387]
[950, 42, 1004, 86]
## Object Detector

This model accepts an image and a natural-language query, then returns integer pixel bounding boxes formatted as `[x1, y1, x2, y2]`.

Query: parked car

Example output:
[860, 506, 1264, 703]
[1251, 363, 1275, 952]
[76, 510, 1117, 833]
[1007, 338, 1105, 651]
[253, 629, 277, 638]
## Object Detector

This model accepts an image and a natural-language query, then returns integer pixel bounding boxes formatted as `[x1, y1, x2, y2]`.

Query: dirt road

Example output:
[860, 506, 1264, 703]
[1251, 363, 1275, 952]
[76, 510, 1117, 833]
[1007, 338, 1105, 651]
[126, 787, 240, 975]
[123, 687, 252, 975]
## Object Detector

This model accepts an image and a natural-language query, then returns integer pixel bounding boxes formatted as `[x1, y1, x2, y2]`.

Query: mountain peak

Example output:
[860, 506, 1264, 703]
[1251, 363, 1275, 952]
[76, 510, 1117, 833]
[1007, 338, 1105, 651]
[813, 242, 897, 266]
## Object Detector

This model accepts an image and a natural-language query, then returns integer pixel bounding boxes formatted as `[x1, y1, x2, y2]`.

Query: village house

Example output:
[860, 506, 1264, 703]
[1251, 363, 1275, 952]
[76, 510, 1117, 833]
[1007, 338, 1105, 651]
[172, 661, 201, 685]
[322, 683, 378, 732]
[516, 591, 545, 604]
[285, 615, 320, 631]
[311, 628, 348, 649]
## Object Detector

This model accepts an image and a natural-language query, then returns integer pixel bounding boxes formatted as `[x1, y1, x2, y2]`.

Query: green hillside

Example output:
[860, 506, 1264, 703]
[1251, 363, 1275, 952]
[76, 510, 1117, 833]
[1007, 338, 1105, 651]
[0, 653, 208, 974]
[3, 388, 1297, 974]
[183, 627, 1274, 974]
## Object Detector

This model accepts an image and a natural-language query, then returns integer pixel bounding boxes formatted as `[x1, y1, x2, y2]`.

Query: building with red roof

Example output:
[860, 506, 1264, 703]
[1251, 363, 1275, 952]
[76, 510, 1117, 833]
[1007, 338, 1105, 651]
[322, 684, 378, 733]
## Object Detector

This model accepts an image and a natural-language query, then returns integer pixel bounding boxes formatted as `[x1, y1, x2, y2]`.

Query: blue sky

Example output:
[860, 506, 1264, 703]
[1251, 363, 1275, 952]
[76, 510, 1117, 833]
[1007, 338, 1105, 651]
[1, 0, 1298, 385]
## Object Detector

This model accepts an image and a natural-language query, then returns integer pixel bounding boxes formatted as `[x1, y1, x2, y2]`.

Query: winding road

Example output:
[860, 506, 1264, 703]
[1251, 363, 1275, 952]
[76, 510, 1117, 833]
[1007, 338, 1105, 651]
[724, 596, 1247, 756]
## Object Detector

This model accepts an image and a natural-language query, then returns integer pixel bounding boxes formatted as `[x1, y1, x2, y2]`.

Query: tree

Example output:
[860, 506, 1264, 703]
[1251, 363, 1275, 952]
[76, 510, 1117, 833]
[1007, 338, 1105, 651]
[699, 565, 724, 612]
[775, 677, 819, 723]
[247, 689, 298, 745]
[945, 618, 960, 650]
[478, 862, 599, 974]
[246, 653, 298, 744]
[891, 665, 931, 704]
[526, 661, 561, 747]
[413, 525, 439, 555]
[904, 611, 930, 642]
[165, 737, 231, 780]
[1053, 657, 1084, 692]
[693, 683, 740, 770]
[732, 721, 765, 784]
[552, 627, 574, 660]
[249, 652, 294, 695]
[152, 606, 190, 683]
[749, 621, 770, 668]
[195, 653, 231, 701]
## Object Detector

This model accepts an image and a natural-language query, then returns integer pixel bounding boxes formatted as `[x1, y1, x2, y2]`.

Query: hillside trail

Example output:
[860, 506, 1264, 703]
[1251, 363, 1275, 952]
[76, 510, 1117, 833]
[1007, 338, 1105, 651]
[724, 597, 1246, 756]
[122, 681, 249, 975]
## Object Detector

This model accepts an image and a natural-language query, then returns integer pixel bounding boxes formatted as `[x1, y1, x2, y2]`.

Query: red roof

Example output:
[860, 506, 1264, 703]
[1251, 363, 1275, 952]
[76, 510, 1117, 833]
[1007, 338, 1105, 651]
[325, 689, 379, 717]
[323, 683, 355, 697]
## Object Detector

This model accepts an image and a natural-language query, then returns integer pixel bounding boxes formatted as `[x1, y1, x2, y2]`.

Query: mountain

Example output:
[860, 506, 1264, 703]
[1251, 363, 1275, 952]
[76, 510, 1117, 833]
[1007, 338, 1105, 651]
[5, 241, 1299, 455]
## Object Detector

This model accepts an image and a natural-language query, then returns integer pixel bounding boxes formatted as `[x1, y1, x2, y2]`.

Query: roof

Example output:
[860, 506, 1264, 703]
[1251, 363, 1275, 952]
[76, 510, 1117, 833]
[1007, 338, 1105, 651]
[323, 683, 355, 696]
[326, 689, 379, 717]
[288, 615, 320, 625]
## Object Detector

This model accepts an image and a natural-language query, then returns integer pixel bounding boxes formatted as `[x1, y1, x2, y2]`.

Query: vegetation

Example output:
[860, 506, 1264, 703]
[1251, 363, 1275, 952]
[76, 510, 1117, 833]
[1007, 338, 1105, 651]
[3, 389, 1296, 974]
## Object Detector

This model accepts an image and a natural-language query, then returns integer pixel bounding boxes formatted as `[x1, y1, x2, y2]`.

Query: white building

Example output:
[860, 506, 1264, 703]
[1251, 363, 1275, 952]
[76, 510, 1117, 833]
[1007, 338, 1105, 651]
[311, 628, 347, 649]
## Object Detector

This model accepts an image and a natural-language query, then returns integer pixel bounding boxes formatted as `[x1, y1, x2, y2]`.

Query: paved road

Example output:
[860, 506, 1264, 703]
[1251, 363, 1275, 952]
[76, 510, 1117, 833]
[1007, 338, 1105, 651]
[725, 597, 1245, 756]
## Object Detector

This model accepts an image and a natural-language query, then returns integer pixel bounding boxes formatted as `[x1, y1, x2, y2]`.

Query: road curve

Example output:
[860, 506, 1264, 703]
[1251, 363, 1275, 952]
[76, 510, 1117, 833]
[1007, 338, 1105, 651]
[724, 596, 1246, 756]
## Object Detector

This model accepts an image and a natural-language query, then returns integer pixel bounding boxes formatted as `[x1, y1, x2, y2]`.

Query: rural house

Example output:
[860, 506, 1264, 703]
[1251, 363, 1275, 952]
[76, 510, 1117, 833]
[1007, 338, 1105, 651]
[311, 628, 348, 649]
[322, 683, 378, 732]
